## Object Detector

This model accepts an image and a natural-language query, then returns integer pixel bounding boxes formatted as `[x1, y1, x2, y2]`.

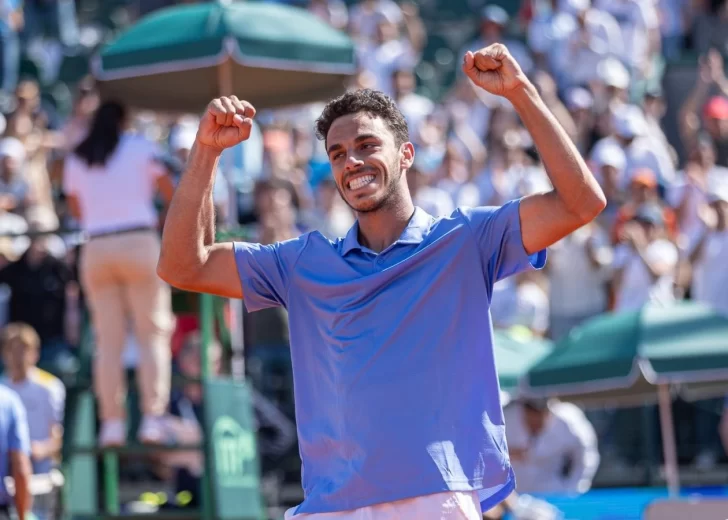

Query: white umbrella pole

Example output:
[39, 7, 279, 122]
[218, 57, 246, 380]
[657, 383, 680, 496]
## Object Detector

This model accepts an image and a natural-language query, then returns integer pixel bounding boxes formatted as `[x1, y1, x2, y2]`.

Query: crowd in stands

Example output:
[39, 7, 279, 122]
[1, 0, 728, 516]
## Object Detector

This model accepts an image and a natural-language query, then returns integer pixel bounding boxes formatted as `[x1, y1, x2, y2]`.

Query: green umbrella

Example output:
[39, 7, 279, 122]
[523, 301, 728, 496]
[494, 330, 553, 396]
[524, 302, 728, 405]
[92, 0, 356, 112]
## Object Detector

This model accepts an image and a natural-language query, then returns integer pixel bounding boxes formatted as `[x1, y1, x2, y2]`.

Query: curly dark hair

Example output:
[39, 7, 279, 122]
[315, 89, 409, 147]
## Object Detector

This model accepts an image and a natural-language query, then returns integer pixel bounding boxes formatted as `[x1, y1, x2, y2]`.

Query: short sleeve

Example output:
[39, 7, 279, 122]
[8, 392, 30, 454]
[459, 199, 547, 287]
[234, 235, 309, 312]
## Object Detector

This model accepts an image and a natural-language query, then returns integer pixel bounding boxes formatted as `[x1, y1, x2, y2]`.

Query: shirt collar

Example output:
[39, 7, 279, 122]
[341, 207, 433, 256]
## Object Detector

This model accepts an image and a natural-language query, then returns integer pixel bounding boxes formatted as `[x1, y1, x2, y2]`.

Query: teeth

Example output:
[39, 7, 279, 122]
[348, 175, 375, 190]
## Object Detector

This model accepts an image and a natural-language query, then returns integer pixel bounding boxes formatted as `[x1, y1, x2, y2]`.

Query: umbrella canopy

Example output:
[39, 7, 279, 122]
[523, 302, 728, 407]
[93, 0, 356, 112]
[494, 330, 553, 395]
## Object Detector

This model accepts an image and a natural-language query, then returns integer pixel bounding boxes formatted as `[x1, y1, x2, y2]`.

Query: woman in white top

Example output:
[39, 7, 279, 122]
[63, 101, 176, 447]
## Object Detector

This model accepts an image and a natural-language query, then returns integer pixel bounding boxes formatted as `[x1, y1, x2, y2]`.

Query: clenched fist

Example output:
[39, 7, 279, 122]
[197, 96, 256, 152]
[462, 44, 530, 99]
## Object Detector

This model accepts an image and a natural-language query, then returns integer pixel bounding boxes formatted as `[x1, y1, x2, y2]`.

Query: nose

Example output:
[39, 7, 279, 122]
[344, 153, 364, 171]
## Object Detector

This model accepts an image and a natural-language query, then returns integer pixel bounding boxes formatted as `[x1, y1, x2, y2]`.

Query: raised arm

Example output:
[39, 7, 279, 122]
[463, 44, 606, 255]
[157, 97, 256, 298]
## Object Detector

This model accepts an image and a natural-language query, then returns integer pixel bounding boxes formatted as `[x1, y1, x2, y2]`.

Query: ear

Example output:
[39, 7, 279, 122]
[400, 142, 415, 171]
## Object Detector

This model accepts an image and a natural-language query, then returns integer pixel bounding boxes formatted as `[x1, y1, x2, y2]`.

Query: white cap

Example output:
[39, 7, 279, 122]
[559, 0, 590, 15]
[592, 140, 626, 170]
[0, 137, 26, 163]
[612, 104, 647, 139]
[596, 57, 630, 90]
[565, 87, 593, 111]
[169, 124, 197, 152]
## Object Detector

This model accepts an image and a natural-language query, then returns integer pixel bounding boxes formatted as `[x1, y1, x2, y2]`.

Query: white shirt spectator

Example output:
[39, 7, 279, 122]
[613, 239, 678, 311]
[491, 278, 550, 335]
[550, 7, 624, 88]
[594, 0, 659, 74]
[63, 133, 166, 236]
[356, 39, 418, 97]
[692, 228, 728, 317]
[349, 0, 402, 42]
[548, 225, 612, 318]
[2, 367, 65, 474]
[504, 401, 600, 494]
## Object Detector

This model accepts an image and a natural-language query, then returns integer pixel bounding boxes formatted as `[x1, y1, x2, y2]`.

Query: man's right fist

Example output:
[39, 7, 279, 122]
[197, 96, 256, 152]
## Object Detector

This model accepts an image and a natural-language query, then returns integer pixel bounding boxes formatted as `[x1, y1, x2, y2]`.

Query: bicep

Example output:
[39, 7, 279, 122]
[519, 191, 586, 255]
[165, 242, 243, 299]
[9, 450, 31, 478]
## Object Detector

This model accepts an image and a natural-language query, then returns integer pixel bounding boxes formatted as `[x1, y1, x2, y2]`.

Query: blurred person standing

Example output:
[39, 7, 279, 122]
[0, 383, 30, 520]
[462, 6, 533, 77]
[62, 101, 176, 447]
[355, 3, 425, 98]
[547, 222, 612, 340]
[613, 203, 679, 311]
[0, 137, 31, 217]
[0, 323, 63, 520]
[688, 180, 728, 316]
[504, 398, 599, 495]
[0, 212, 78, 375]
[679, 49, 728, 167]
[0, 0, 22, 94]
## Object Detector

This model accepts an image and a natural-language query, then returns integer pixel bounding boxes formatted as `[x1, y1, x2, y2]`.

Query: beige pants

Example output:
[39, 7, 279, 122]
[80, 230, 175, 420]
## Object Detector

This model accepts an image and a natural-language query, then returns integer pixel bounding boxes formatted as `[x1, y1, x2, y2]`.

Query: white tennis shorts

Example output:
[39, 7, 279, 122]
[284, 490, 483, 519]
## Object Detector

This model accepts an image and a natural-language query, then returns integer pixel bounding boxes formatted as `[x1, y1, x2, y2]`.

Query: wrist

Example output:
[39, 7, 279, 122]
[504, 81, 540, 110]
[194, 139, 224, 160]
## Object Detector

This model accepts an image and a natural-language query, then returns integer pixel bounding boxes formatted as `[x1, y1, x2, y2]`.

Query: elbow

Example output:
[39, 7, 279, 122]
[156, 250, 206, 292]
[575, 185, 607, 224]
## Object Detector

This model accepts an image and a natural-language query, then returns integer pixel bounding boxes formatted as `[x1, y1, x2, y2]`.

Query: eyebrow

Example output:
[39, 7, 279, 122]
[326, 134, 379, 155]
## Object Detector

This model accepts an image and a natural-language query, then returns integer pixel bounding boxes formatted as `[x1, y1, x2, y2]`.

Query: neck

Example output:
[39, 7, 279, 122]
[9, 368, 29, 383]
[356, 194, 415, 253]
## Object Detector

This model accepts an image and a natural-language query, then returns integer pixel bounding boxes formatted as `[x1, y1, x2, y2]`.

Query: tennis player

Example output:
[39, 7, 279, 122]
[158, 44, 605, 519]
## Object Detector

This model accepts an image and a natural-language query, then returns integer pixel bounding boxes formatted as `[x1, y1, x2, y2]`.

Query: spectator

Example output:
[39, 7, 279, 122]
[0, 323, 64, 520]
[0, 384, 31, 520]
[0, 137, 31, 216]
[688, 180, 728, 315]
[463, 5, 533, 78]
[547, 221, 612, 340]
[504, 398, 600, 494]
[679, 49, 728, 166]
[0, 0, 22, 94]
[611, 168, 677, 244]
[354, 3, 424, 98]
[612, 203, 679, 311]
[0, 210, 77, 375]
[491, 271, 550, 337]
[62, 101, 176, 446]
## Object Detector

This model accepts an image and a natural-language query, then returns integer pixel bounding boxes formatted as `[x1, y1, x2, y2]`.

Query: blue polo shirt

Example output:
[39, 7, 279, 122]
[234, 199, 546, 514]
[0, 385, 31, 505]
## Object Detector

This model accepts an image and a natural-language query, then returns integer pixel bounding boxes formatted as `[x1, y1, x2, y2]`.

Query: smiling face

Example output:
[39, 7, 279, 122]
[326, 112, 413, 213]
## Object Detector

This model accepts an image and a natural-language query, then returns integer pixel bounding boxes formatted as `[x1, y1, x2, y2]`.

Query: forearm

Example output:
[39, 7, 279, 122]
[12, 462, 32, 518]
[509, 85, 604, 220]
[158, 142, 219, 281]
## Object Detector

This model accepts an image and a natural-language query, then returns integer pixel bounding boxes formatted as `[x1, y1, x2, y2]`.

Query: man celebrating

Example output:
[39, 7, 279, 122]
[158, 45, 605, 518]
